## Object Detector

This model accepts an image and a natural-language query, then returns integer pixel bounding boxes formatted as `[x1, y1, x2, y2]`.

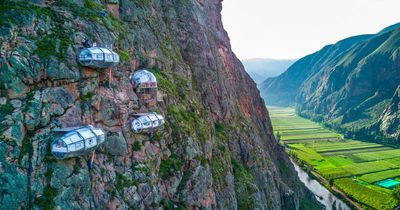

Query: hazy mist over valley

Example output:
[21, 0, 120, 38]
[242, 58, 296, 84]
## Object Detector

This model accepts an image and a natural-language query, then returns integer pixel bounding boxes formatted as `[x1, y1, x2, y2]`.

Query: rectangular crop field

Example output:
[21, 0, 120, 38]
[268, 106, 400, 209]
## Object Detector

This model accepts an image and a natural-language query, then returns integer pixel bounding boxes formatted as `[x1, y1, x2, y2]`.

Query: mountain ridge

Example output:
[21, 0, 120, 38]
[242, 58, 296, 83]
[261, 23, 400, 143]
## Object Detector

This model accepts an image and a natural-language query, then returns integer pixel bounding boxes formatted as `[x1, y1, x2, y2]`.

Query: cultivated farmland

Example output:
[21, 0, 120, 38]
[269, 107, 400, 210]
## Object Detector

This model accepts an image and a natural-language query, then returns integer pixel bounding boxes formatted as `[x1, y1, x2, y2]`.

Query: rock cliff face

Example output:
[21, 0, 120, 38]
[261, 23, 400, 143]
[0, 0, 319, 209]
[380, 86, 400, 141]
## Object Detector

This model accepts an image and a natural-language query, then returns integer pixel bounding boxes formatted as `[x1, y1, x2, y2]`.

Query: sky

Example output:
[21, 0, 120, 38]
[221, 0, 400, 60]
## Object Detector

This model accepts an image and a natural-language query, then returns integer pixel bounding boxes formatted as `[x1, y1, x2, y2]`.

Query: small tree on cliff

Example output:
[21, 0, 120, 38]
[276, 131, 281, 142]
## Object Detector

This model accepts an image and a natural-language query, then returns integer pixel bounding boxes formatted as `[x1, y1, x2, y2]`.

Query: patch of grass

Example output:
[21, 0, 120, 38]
[159, 154, 183, 180]
[214, 122, 225, 133]
[44, 167, 53, 180]
[136, 0, 152, 7]
[159, 35, 184, 65]
[55, 1, 104, 22]
[0, 99, 13, 117]
[35, 36, 57, 59]
[151, 70, 177, 95]
[198, 156, 208, 166]
[34, 24, 73, 61]
[176, 170, 191, 192]
[174, 74, 190, 99]
[20, 136, 33, 158]
[161, 199, 186, 210]
[80, 92, 96, 102]
[117, 49, 129, 62]
[151, 132, 161, 141]
[115, 172, 138, 193]
[277, 157, 291, 175]
[34, 186, 57, 210]
[84, 0, 103, 10]
[0, 100, 13, 133]
[218, 143, 226, 153]
[72, 161, 81, 175]
[231, 158, 257, 210]
[23, 91, 36, 113]
[149, 69, 189, 100]
[132, 141, 141, 151]
[211, 141, 230, 192]
[1, 0, 121, 62]
[43, 140, 53, 163]
[214, 122, 229, 141]
[161, 199, 174, 210]
[166, 104, 197, 137]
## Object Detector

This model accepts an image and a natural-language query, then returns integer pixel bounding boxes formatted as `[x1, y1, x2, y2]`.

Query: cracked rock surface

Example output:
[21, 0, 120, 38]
[0, 0, 320, 209]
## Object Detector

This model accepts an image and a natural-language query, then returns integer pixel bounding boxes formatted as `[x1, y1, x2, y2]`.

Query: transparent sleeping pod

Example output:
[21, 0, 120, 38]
[78, 47, 119, 69]
[130, 112, 165, 133]
[51, 126, 106, 159]
[131, 69, 158, 107]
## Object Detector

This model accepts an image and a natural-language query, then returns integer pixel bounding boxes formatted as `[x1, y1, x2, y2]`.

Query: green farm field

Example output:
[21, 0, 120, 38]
[269, 107, 400, 210]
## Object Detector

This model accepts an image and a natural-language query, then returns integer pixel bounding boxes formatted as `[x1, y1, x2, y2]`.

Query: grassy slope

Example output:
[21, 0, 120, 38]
[269, 107, 399, 209]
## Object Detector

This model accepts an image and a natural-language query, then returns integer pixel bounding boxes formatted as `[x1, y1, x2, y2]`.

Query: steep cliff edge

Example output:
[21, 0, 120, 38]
[0, 0, 319, 209]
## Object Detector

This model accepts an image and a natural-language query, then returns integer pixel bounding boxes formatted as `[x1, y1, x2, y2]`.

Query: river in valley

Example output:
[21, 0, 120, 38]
[291, 159, 351, 210]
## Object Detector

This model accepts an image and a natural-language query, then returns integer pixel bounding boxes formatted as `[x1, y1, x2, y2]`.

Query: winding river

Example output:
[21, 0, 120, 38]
[290, 159, 351, 210]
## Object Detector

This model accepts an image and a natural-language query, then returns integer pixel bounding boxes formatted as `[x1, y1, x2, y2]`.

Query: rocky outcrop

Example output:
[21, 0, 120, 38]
[380, 86, 400, 141]
[0, 0, 319, 209]
[261, 23, 400, 143]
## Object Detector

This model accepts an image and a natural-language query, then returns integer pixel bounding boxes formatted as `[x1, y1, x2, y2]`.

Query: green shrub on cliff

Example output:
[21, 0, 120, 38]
[231, 158, 257, 209]
[160, 154, 183, 180]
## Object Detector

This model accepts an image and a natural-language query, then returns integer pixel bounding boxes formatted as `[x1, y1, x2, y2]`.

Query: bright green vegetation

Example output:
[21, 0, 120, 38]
[360, 170, 400, 184]
[231, 158, 258, 210]
[269, 107, 400, 209]
[132, 141, 142, 152]
[117, 49, 130, 62]
[80, 92, 96, 102]
[159, 154, 184, 180]
[34, 185, 58, 209]
[334, 178, 397, 209]
[115, 172, 138, 193]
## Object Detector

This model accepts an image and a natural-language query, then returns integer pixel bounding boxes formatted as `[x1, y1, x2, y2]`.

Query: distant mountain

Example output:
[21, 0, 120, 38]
[261, 23, 400, 143]
[242, 58, 296, 83]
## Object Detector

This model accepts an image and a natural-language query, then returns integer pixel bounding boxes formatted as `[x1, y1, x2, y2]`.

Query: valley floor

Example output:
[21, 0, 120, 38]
[269, 107, 400, 210]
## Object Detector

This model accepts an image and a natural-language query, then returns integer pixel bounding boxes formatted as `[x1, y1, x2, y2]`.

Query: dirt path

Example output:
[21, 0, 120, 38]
[311, 171, 363, 210]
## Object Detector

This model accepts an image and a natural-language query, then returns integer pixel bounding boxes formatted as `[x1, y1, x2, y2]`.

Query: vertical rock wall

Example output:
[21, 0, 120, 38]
[0, 0, 319, 209]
